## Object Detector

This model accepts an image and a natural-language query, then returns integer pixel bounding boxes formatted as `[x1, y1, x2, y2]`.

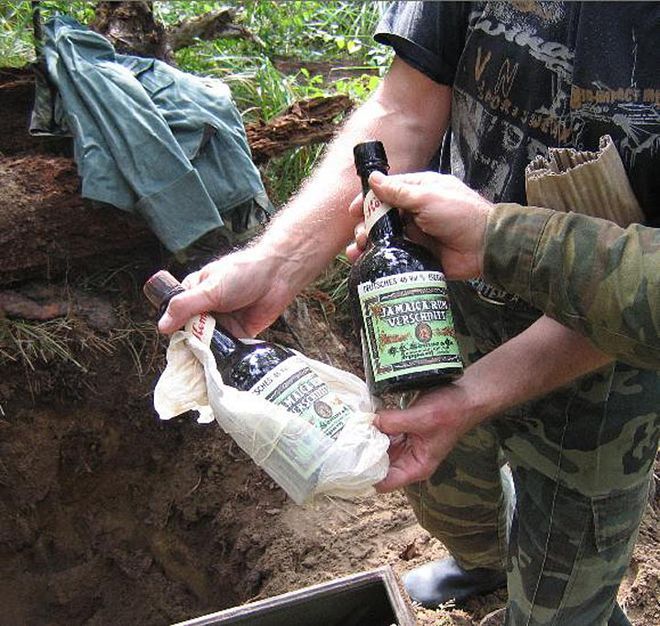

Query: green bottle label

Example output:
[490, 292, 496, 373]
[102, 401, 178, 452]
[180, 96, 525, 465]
[357, 271, 462, 383]
[250, 356, 355, 477]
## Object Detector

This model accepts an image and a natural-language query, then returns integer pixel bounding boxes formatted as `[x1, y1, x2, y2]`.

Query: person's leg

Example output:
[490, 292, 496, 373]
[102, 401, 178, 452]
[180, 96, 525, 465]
[501, 365, 659, 625]
[402, 423, 513, 608]
[505, 465, 651, 625]
[405, 425, 513, 571]
[403, 284, 519, 607]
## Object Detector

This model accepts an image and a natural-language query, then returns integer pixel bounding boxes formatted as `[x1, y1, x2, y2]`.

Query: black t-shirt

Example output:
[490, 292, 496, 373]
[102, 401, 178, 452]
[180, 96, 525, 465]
[376, 1, 659, 226]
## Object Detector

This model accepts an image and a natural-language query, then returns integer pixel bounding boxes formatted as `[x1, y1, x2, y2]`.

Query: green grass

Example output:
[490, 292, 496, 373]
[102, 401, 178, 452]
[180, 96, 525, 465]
[0, 309, 161, 379]
[167, 2, 390, 266]
[0, 317, 93, 371]
[0, 1, 95, 65]
[0, 3, 34, 66]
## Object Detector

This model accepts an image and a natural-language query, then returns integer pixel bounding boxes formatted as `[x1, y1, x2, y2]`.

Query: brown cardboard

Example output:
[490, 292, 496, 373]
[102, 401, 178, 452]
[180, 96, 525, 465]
[525, 135, 643, 226]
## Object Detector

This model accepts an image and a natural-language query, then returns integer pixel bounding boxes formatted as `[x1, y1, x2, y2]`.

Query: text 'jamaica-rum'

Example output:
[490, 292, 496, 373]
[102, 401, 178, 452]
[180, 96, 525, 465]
[348, 141, 463, 396]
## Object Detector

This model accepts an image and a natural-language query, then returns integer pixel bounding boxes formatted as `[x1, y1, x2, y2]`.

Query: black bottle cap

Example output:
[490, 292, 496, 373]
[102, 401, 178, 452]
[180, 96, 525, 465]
[143, 270, 185, 310]
[354, 140, 389, 177]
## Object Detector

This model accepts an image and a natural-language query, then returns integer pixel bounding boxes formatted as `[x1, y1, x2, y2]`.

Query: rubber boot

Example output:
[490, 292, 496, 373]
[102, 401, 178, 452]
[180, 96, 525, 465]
[403, 556, 507, 609]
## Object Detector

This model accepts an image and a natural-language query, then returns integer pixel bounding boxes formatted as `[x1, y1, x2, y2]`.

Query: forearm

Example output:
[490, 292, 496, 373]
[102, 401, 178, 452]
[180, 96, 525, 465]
[256, 58, 450, 294]
[457, 315, 613, 431]
[483, 204, 660, 369]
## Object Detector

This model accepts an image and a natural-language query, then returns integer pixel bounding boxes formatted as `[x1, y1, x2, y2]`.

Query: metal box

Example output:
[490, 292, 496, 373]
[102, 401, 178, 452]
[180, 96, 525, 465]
[173, 566, 415, 626]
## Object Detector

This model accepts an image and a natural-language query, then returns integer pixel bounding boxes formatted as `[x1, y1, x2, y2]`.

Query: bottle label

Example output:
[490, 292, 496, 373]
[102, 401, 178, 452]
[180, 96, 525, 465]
[363, 189, 393, 235]
[250, 355, 355, 477]
[187, 311, 216, 344]
[357, 271, 462, 383]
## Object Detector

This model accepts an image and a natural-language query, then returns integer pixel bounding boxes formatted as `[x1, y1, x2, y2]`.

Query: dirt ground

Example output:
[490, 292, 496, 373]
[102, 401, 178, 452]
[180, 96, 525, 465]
[0, 262, 658, 626]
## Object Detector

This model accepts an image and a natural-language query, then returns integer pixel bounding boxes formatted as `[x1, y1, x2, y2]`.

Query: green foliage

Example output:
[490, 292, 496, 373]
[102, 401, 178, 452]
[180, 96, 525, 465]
[0, 2, 35, 66]
[158, 1, 385, 62]
[0, 1, 95, 65]
[315, 253, 352, 304]
[262, 143, 321, 207]
[169, 2, 390, 120]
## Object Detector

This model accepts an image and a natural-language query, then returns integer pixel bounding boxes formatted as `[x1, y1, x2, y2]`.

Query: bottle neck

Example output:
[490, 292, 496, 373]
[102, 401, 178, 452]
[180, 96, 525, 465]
[159, 289, 241, 360]
[359, 165, 404, 242]
[210, 324, 240, 359]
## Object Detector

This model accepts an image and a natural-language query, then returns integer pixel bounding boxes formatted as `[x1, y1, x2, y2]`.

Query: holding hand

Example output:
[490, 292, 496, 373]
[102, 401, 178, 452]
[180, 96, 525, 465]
[158, 246, 298, 337]
[347, 171, 493, 280]
[374, 382, 475, 492]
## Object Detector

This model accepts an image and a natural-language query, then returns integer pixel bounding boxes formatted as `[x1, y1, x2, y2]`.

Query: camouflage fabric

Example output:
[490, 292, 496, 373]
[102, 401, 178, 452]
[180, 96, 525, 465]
[405, 283, 659, 625]
[405, 425, 514, 571]
[484, 204, 660, 370]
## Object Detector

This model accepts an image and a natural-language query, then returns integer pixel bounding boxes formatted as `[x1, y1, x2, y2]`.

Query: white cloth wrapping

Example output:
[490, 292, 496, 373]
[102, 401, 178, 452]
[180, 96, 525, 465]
[153, 319, 390, 504]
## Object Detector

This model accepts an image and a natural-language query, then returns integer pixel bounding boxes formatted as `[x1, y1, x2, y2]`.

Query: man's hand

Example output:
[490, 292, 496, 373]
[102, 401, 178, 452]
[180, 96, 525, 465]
[347, 171, 493, 280]
[374, 384, 474, 492]
[158, 246, 299, 337]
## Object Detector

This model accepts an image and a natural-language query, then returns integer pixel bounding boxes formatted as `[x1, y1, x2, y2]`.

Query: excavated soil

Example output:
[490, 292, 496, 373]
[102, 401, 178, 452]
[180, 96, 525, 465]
[0, 260, 658, 626]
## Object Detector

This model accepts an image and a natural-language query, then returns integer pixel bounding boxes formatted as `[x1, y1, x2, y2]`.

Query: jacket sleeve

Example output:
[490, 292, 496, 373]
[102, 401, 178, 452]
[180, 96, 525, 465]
[483, 203, 660, 369]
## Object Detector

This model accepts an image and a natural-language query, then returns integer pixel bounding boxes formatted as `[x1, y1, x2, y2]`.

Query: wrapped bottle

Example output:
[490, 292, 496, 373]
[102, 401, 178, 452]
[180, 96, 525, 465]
[144, 270, 388, 504]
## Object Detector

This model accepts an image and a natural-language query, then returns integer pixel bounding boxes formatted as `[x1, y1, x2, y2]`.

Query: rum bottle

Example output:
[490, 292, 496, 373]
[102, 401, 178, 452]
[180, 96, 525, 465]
[144, 270, 356, 501]
[348, 141, 463, 395]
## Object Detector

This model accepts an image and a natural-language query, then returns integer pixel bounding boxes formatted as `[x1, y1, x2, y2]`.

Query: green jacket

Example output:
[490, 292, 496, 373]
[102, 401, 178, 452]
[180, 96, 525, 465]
[484, 204, 659, 369]
[30, 16, 271, 252]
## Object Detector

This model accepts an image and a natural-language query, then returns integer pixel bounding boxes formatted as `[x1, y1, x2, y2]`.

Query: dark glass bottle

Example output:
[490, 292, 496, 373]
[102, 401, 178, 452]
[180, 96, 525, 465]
[144, 270, 294, 391]
[348, 141, 463, 395]
[145, 270, 361, 502]
[144, 270, 354, 445]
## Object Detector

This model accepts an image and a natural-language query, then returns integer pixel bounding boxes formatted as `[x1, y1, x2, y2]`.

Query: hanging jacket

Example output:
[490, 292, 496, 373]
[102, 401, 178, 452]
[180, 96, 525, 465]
[30, 15, 272, 252]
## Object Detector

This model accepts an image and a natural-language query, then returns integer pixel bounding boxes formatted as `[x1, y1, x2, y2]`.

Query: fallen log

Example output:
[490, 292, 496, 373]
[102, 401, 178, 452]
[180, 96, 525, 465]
[246, 95, 352, 164]
[90, 2, 263, 62]
[0, 154, 158, 285]
[0, 67, 352, 160]
[0, 69, 352, 285]
[166, 7, 264, 52]
[90, 1, 171, 61]
[0, 282, 118, 331]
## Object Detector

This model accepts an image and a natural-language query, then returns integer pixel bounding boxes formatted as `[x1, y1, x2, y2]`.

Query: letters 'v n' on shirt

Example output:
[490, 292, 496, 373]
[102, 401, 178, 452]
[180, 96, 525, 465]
[375, 1, 659, 225]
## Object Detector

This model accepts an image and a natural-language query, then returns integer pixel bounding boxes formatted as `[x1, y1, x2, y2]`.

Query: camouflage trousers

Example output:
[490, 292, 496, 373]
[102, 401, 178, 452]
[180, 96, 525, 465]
[405, 282, 659, 626]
